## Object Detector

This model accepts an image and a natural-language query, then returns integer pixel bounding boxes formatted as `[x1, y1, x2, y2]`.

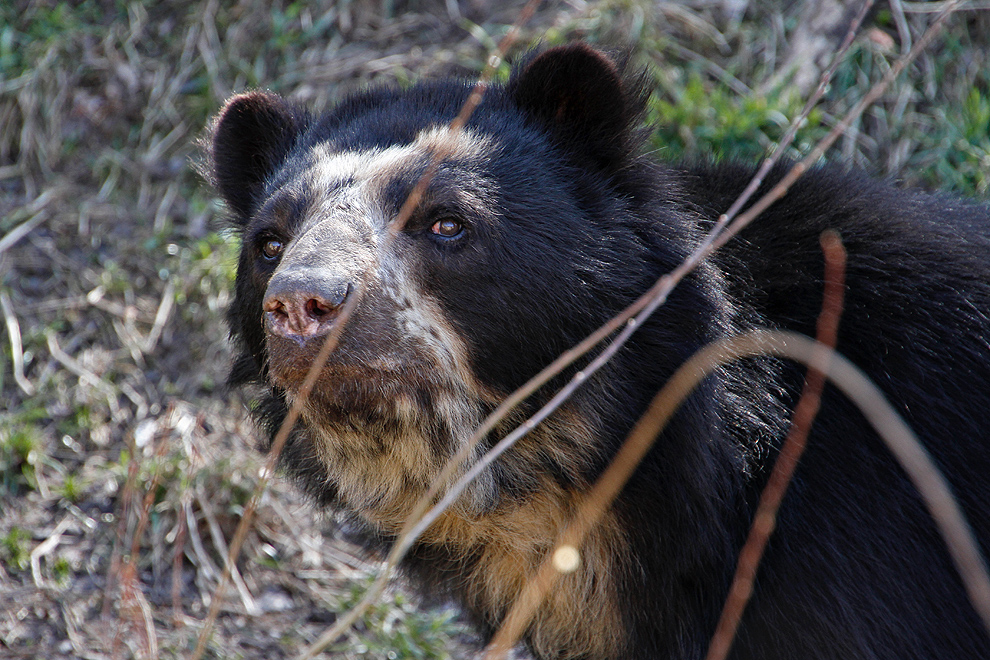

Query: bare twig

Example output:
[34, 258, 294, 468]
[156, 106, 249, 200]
[195, 489, 260, 615]
[0, 290, 35, 395]
[115, 417, 169, 660]
[721, 0, 875, 231]
[119, 561, 160, 660]
[704, 231, 846, 660]
[30, 516, 72, 589]
[144, 279, 175, 354]
[0, 188, 55, 255]
[184, 495, 221, 583]
[103, 413, 162, 653]
[102, 417, 145, 624]
[483, 326, 990, 658]
[172, 501, 188, 627]
[188, 285, 362, 660]
[706, 0, 963, 259]
[45, 330, 121, 418]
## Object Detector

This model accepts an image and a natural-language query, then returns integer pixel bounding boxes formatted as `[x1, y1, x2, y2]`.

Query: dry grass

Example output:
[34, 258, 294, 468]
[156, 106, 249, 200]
[1, 1, 987, 658]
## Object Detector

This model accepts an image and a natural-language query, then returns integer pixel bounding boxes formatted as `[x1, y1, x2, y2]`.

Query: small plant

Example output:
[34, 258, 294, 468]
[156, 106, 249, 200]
[917, 88, 990, 196]
[57, 404, 91, 439]
[1, 527, 31, 572]
[52, 556, 71, 586]
[0, 423, 41, 496]
[58, 472, 83, 503]
[648, 73, 826, 163]
[330, 579, 468, 660]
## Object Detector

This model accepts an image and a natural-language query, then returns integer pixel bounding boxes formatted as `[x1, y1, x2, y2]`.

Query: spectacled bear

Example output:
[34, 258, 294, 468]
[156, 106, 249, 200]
[206, 43, 990, 660]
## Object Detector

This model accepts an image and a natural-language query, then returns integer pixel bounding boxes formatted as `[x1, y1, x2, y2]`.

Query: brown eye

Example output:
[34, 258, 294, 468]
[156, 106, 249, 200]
[430, 218, 463, 238]
[261, 238, 284, 260]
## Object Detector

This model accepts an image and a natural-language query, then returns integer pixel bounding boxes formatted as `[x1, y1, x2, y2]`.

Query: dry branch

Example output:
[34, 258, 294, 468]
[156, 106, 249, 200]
[704, 231, 846, 660]
[0, 188, 55, 255]
[45, 330, 122, 419]
[30, 516, 72, 590]
[771, 0, 867, 95]
[0, 290, 35, 395]
[483, 326, 990, 658]
[189, 286, 363, 660]
[483, 231, 847, 658]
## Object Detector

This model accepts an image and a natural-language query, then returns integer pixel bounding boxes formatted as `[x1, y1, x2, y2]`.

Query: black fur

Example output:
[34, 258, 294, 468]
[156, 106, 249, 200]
[207, 44, 990, 659]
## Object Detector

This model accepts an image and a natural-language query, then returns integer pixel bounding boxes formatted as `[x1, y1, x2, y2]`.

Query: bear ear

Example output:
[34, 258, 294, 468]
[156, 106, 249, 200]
[210, 91, 309, 221]
[508, 43, 637, 167]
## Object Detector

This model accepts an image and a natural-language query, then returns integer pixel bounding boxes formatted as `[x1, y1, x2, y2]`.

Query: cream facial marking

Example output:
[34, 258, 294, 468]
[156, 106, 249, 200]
[265, 126, 503, 520]
[288, 126, 496, 383]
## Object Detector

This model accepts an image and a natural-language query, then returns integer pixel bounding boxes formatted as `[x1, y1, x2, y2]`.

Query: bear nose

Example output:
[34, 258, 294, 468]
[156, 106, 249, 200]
[263, 269, 351, 339]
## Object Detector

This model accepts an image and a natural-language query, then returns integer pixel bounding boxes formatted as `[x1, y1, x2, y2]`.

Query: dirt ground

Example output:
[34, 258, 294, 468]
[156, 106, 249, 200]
[1, 1, 988, 658]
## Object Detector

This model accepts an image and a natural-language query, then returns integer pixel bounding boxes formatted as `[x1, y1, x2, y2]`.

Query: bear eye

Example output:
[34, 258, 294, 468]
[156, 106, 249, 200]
[260, 238, 284, 260]
[430, 218, 463, 239]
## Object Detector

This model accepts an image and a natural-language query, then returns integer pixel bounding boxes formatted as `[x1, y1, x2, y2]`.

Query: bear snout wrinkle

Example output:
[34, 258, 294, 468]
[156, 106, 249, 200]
[263, 268, 351, 341]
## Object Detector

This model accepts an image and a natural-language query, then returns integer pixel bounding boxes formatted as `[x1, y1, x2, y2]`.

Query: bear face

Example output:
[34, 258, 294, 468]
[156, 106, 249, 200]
[212, 45, 734, 529]
[206, 44, 990, 660]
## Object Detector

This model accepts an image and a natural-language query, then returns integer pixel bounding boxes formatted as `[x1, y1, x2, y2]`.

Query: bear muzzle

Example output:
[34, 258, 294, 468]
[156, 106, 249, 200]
[263, 267, 352, 343]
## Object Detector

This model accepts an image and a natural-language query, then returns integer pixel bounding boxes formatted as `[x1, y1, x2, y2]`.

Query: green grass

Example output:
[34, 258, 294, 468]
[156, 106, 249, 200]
[1, 527, 31, 572]
[332, 579, 469, 660]
[0, 423, 41, 497]
[647, 72, 827, 162]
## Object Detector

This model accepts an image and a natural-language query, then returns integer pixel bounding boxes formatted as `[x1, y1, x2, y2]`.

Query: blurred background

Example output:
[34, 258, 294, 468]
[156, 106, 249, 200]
[1, 1, 988, 658]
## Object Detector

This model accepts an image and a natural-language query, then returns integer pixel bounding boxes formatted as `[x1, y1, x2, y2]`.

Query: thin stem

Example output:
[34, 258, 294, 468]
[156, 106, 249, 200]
[485, 326, 990, 657]
[704, 232, 846, 660]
